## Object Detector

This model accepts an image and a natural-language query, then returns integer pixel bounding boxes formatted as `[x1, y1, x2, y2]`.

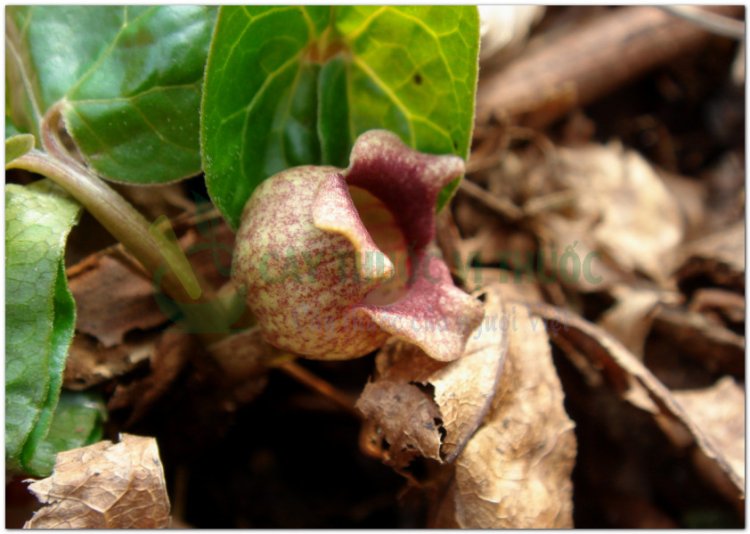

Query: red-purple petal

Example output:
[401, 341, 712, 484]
[313, 172, 395, 286]
[345, 130, 464, 251]
[358, 254, 485, 362]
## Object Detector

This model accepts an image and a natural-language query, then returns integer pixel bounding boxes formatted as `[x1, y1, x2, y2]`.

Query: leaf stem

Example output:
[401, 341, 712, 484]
[8, 148, 198, 304]
[9, 102, 204, 307]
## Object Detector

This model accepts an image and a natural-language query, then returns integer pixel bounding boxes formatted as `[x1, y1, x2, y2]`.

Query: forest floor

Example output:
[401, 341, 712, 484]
[8, 6, 745, 528]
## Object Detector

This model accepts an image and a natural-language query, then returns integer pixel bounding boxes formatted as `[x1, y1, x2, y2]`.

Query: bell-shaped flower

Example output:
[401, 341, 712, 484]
[233, 130, 484, 361]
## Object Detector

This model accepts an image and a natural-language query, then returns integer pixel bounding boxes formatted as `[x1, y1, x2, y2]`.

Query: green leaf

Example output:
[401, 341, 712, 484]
[6, 6, 217, 183]
[201, 6, 479, 229]
[23, 390, 106, 477]
[5, 181, 81, 475]
[5, 116, 23, 139]
[5, 133, 35, 165]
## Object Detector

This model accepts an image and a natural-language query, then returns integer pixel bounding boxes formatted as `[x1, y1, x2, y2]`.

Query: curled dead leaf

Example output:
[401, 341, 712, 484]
[434, 284, 576, 528]
[356, 285, 507, 469]
[64, 333, 156, 390]
[672, 377, 745, 488]
[527, 301, 744, 507]
[674, 222, 744, 291]
[688, 288, 744, 327]
[63, 217, 234, 389]
[25, 434, 170, 529]
[598, 285, 678, 359]
[529, 142, 684, 290]
[651, 304, 744, 377]
[658, 170, 707, 240]
[357, 380, 443, 468]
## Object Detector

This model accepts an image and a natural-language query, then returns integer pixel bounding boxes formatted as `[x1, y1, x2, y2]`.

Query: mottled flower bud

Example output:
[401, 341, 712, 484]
[233, 130, 484, 361]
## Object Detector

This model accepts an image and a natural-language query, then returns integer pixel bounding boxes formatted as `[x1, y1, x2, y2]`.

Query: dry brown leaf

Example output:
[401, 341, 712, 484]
[357, 380, 443, 468]
[453, 200, 534, 267]
[672, 377, 745, 487]
[527, 301, 744, 507]
[435, 283, 576, 528]
[107, 329, 192, 425]
[357, 285, 507, 467]
[435, 208, 513, 286]
[598, 285, 677, 358]
[533, 214, 634, 291]
[651, 304, 744, 377]
[659, 170, 707, 240]
[464, 267, 530, 294]
[475, 6, 742, 127]
[68, 253, 168, 348]
[689, 288, 745, 326]
[25, 434, 170, 529]
[705, 152, 745, 232]
[63, 333, 157, 390]
[64, 214, 239, 391]
[529, 142, 684, 290]
[674, 222, 744, 291]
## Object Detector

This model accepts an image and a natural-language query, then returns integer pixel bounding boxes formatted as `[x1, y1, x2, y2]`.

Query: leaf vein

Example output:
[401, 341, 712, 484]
[390, 9, 457, 84]
[346, 6, 388, 41]
[66, 81, 199, 105]
[65, 105, 126, 166]
[219, 50, 304, 127]
[352, 57, 415, 146]
[237, 52, 302, 184]
[65, 6, 159, 99]
[128, 100, 196, 153]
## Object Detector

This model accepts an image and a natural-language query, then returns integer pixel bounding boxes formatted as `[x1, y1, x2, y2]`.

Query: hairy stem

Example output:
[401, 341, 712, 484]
[8, 103, 249, 347]
[9, 102, 209, 307]
[8, 148, 199, 303]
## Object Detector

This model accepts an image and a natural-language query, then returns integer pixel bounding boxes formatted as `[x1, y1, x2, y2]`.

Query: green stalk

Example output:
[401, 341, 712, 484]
[8, 103, 245, 345]
[8, 102, 204, 304]
[8, 148, 200, 304]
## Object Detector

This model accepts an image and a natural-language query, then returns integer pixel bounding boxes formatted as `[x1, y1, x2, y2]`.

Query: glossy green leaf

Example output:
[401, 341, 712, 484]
[6, 6, 217, 183]
[5, 181, 81, 474]
[23, 390, 106, 477]
[5, 133, 35, 165]
[201, 6, 479, 229]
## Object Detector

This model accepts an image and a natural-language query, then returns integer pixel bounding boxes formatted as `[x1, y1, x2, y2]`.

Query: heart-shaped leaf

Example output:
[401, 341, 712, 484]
[201, 6, 479, 229]
[5, 180, 81, 475]
[6, 6, 217, 183]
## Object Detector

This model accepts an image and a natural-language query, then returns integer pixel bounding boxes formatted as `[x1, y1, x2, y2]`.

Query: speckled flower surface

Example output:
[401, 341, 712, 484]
[232, 130, 484, 361]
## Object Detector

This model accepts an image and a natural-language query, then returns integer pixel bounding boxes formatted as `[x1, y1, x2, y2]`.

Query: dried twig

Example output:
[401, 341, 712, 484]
[659, 5, 745, 40]
[477, 6, 744, 128]
[277, 361, 361, 418]
[458, 179, 524, 221]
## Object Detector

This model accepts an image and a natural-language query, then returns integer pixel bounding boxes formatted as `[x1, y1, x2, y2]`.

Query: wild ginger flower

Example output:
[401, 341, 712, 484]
[232, 130, 484, 361]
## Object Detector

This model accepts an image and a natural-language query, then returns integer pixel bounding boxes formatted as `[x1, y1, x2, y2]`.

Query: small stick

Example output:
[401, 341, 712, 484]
[476, 6, 744, 128]
[277, 361, 362, 418]
[658, 6, 745, 40]
[458, 179, 524, 221]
